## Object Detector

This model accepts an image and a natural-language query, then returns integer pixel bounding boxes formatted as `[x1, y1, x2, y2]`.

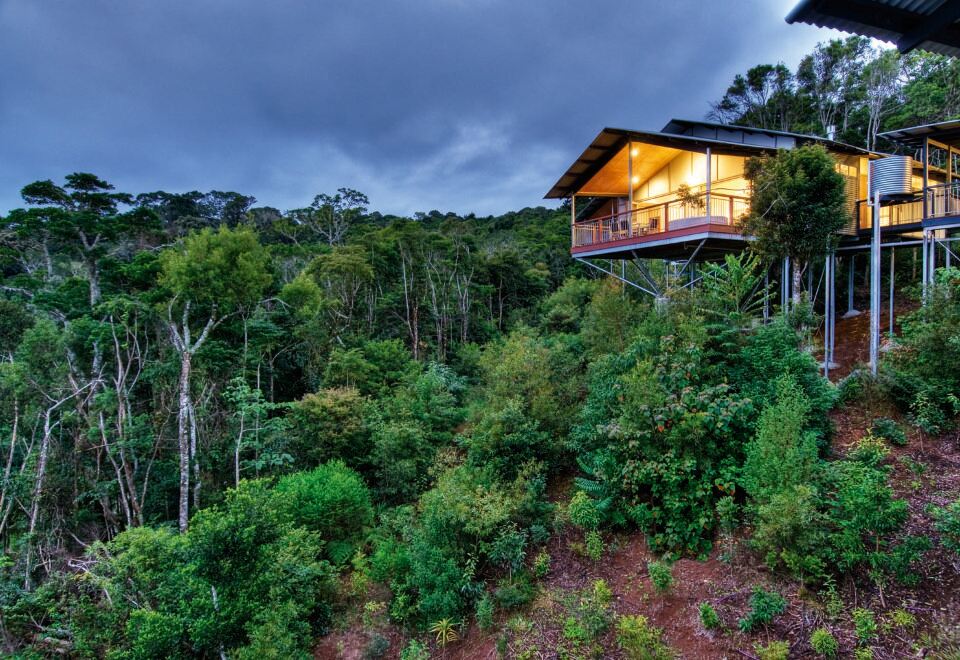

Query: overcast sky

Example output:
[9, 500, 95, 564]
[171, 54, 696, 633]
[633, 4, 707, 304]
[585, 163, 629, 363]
[0, 0, 845, 217]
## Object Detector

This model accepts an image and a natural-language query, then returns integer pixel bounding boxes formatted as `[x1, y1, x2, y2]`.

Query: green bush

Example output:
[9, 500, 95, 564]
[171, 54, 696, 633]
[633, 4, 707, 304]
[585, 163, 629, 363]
[742, 375, 819, 505]
[476, 593, 494, 630]
[738, 587, 786, 632]
[810, 627, 838, 658]
[466, 398, 553, 480]
[533, 551, 551, 578]
[569, 490, 602, 529]
[754, 640, 790, 660]
[616, 614, 674, 660]
[870, 417, 907, 446]
[585, 530, 604, 561]
[565, 580, 614, 642]
[852, 608, 877, 644]
[934, 498, 960, 555]
[399, 639, 430, 660]
[698, 602, 720, 630]
[848, 434, 889, 467]
[274, 461, 374, 565]
[363, 633, 390, 659]
[751, 484, 829, 582]
[288, 387, 371, 469]
[647, 560, 674, 595]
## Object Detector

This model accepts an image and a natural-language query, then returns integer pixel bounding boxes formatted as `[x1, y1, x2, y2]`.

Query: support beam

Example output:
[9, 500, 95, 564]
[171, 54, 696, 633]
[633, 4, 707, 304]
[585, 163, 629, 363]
[889, 247, 895, 339]
[824, 251, 836, 379]
[844, 254, 861, 317]
[898, 0, 960, 54]
[574, 257, 658, 297]
[781, 256, 791, 314]
[763, 267, 770, 322]
[870, 191, 881, 375]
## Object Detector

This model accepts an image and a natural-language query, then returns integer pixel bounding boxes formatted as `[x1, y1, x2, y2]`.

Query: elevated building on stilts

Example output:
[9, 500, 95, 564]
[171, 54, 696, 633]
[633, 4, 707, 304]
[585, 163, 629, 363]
[546, 118, 960, 377]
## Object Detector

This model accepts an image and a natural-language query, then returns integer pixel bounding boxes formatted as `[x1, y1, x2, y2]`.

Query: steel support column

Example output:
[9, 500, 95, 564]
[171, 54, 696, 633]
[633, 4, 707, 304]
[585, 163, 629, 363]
[870, 191, 881, 375]
[844, 254, 860, 317]
[889, 248, 895, 339]
[824, 251, 836, 379]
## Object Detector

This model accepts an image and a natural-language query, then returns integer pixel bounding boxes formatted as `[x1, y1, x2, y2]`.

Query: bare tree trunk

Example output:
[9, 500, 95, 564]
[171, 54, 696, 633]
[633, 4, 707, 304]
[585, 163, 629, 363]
[190, 399, 200, 512]
[177, 351, 191, 533]
[25, 406, 56, 589]
[792, 261, 804, 306]
[235, 409, 245, 488]
[0, 400, 18, 538]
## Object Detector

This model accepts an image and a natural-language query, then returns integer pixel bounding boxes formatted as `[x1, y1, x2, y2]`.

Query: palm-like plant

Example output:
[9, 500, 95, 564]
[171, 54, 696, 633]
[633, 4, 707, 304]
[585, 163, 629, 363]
[429, 618, 460, 648]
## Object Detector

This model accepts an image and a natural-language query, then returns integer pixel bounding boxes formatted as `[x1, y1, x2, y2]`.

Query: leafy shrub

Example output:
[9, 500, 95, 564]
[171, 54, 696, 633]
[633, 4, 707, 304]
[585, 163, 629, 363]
[369, 419, 433, 504]
[754, 640, 790, 660]
[810, 627, 838, 658]
[400, 639, 430, 660]
[274, 461, 373, 565]
[288, 387, 371, 469]
[466, 398, 553, 480]
[751, 484, 829, 582]
[494, 572, 537, 610]
[826, 460, 930, 586]
[647, 560, 673, 595]
[848, 434, 889, 467]
[476, 593, 494, 630]
[887, 608, 916, 630]
[569, 490, 602, 529]
[363, 633, 390, 659]
[742, 375, 819, 505]
[698, 602, 720, 630]
[585, 530, 604, 561]
[852, 608, 877, 644]
[870, 417, 907, 446]
[853, 648, 874, 660]
[934, 498, 960, 555]
[565, 580, 614, 643]
[573, 318, 757, 555]
[738, 587, 786, 632]
[616, 614, 674, 659]
[533, 551, 551, 578]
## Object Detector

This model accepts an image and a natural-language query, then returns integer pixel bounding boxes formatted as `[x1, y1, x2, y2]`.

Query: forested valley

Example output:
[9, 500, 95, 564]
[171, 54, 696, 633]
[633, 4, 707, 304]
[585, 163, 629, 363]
[0, 38, 959, 659]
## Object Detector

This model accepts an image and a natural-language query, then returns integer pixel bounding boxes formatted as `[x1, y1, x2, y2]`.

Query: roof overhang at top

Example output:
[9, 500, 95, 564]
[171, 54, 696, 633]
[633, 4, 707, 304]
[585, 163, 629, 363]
[545, 123, 872, 199]
[786, 0, 960, 58]
[879, 118, 960, 148]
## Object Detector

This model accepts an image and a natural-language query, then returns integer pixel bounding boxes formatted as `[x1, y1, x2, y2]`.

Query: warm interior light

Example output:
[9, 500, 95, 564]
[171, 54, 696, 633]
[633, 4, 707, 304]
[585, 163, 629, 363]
[631, 175, 640, 185]
[630, 147, 639, 157]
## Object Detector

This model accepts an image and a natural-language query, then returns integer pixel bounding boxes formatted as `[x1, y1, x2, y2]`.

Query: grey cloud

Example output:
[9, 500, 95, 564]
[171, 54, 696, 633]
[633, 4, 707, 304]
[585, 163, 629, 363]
[0, 0, 841, 216]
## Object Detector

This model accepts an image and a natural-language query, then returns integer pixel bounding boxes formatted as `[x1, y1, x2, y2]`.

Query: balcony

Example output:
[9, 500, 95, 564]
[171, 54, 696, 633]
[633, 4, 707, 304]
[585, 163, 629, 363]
[855, 181, 960, 232]
[926, 181, 960, 220]
[572, 192, 749, 249]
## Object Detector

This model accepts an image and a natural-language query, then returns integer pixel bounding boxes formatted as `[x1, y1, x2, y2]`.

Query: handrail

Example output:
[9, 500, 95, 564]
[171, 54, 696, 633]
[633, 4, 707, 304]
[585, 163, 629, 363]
[573, 193, 749, 227]
[572, 192, 750, 248]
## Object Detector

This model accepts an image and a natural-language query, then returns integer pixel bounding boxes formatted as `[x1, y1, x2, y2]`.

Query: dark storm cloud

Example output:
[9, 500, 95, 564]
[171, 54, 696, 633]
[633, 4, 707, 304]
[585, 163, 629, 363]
[0, 0, 839, 216]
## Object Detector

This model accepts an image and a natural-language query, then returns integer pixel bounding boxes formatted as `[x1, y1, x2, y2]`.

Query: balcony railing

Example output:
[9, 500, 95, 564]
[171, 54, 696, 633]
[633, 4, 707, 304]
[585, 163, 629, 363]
[857, 198, 924, 230]
[573, 193, 748, 248]
[926, 181, 960, 219]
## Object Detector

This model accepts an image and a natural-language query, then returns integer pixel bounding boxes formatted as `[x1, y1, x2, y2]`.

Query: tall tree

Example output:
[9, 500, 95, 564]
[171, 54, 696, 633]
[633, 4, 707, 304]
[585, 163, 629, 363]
[159, 226, 272, 531]
[744, 145, 848, 304]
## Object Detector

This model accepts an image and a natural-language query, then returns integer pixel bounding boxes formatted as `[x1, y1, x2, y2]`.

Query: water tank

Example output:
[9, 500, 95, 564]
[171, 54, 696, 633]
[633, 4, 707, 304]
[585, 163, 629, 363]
[869, 156, 913, 198]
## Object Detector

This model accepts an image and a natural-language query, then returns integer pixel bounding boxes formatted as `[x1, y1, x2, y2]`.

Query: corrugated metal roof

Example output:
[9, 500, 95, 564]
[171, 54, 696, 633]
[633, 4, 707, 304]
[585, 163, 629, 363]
[786, 0, 960, 58]
[879, 118, 960, 146]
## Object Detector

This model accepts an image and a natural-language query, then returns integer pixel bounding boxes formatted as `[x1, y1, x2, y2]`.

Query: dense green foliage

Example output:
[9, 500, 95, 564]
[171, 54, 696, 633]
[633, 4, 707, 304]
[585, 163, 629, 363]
[1, 36, 957, 657]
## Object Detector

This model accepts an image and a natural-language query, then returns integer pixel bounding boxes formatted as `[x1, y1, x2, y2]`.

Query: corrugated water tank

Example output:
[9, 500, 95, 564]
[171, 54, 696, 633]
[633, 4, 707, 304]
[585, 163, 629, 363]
[869, 156, 913, 198]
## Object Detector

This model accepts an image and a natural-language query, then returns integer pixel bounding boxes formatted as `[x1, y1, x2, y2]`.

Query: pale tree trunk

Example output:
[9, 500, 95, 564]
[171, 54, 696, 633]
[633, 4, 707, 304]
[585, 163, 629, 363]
[176, 351, 192, 533]
[23, 386, 89, 589]
[792, 261, 804, 306]
[168, 301, 218, 533]
[0, 400, 18, 539]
